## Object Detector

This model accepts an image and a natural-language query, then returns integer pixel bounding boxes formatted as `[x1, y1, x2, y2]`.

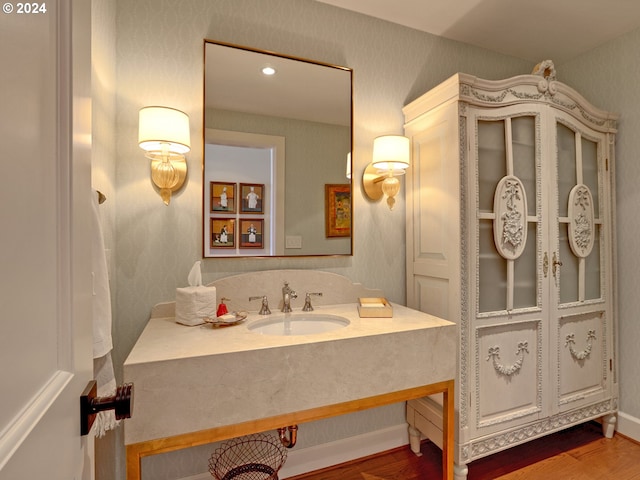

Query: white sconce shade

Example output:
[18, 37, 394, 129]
[138, 106, 191, 205]
[371, 135, 410, 171]
[363, 135, 411, 210]
[346, 152, 352, 180]
[138, 106, 191, 155]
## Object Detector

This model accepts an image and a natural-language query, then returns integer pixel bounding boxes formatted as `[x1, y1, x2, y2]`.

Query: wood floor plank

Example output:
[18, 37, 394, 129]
[285, 422, 640, 480]
[494, 452, 597, 480]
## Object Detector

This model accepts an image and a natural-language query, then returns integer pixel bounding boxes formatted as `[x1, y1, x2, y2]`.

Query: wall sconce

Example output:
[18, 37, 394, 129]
[346, 152, 352, 180]
[138, 106, 191, 205]
[363, 135, 410, 210]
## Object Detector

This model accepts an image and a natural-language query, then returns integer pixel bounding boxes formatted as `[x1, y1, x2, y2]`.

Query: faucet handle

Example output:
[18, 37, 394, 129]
[302, 292, 323, 312]
[249, 295, 271, 315]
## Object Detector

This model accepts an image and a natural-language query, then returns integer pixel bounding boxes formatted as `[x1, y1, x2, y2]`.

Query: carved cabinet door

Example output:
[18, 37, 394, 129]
[549, 110, 614, 416]
[469, 105, 548, 439]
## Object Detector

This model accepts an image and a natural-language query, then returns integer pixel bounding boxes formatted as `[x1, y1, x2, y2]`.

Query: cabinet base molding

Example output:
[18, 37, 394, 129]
[469, 401, 615, 460]
[408, 396, 616, 465]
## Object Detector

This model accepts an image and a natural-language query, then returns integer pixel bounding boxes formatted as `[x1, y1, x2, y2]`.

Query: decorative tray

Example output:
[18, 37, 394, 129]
[357, 297, 393, 318]
[203, 311, 248, 328]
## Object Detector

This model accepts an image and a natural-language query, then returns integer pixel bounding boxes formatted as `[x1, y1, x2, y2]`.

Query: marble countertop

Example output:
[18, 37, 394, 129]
[125, 302, 454, 367]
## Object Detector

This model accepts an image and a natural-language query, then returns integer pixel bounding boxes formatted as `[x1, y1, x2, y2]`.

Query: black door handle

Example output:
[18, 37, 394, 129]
[80, 380, 134, 435]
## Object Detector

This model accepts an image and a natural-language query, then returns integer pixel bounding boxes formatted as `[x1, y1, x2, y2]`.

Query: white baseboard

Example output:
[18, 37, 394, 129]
[178, 424, 409, 480]
[279, 424, 409, 478]
[617, 411, 640, 442]
[179, 473, 211, 480]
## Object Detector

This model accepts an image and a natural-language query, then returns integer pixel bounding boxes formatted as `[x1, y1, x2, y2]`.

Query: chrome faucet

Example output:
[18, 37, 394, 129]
[281, 281, 297, 312]
[302, 292, 323, 311]
[249, 295, 271, 315]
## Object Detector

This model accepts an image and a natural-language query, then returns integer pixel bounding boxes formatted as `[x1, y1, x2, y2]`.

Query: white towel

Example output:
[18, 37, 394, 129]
[92, 190, 113, 357]
[91, 189, 118, 436]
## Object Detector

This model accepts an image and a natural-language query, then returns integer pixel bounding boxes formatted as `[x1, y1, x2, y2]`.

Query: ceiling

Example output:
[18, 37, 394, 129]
[316, 0, 640, 63]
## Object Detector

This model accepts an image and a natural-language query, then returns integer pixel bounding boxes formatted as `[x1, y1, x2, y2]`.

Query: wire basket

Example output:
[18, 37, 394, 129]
[209, 433, 288, 480]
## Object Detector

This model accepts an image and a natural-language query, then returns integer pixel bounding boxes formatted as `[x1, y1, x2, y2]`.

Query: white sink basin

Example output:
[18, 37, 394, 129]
[248, 313, 350, 336]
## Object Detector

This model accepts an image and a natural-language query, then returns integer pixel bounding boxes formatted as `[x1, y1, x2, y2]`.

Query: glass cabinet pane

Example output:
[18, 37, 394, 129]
[511, 116, 536, 217]
[557, 123, 576, 218]
[559, 223, 579, 304]
[585, 225, 602, 300]
[513, 222, 538, 308]
[478, 120, 506, 212]
[581, 137, 600, 218]
[479, 219, 507, 312]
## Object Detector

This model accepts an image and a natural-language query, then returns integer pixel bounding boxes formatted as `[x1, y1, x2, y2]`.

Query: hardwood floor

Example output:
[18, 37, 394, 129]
[285, 422, 640, 480]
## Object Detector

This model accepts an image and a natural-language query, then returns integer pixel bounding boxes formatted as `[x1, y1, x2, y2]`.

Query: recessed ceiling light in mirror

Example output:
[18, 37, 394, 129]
[261, 66, 276, 76]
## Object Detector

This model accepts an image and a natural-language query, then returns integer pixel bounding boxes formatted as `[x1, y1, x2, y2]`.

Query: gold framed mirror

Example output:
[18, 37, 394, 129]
[203, 40, 353, 257]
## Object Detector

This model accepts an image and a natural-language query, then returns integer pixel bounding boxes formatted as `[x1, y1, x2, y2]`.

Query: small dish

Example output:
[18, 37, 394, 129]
[203, 311, 248, 328]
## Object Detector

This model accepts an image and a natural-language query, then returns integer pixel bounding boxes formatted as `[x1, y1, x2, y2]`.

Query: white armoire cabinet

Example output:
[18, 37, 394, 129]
[404, 62, 618, 479]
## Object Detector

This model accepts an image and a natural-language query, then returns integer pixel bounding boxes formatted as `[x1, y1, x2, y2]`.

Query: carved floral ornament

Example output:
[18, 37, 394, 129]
[565, 330, 597, 361]
[487, 341, 529, 377]
[532, 59, 558, 96]
[493, 176, 528, 260]
[568, 184, 595, 258]
[461, 60, 615, 131]
[465, 60, 560, 102]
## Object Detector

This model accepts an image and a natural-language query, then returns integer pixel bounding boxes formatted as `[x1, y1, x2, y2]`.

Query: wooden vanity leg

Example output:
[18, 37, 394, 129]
[126, 444, 142, 480]
[442, 379, 455, 480]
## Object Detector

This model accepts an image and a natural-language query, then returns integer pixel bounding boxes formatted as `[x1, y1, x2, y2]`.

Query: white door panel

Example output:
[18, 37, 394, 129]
[0, 1, 94, 478]
[558, 311, 607, 406]
[474, 320, 543, 433]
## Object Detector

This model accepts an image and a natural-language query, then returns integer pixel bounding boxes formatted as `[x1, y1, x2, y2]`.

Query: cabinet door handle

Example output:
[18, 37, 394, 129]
[543, 252, 549, 278]
[552, 252, 563, 278]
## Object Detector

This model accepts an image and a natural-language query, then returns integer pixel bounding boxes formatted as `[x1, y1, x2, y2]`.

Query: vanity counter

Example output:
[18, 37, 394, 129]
[124, 271, 456, 480]
[125, 302, 453, 365]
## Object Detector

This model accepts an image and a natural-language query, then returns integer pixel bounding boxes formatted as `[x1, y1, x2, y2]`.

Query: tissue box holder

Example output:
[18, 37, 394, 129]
[175, 286, 217, 326]
[357, 297, 393, 318]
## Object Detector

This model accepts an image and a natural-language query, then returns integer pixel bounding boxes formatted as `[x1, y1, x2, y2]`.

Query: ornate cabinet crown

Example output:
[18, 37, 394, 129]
[403, 61, 619, 480]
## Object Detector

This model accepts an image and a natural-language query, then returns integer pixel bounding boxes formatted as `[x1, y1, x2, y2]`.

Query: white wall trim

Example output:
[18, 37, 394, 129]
[617, 410, 640, 442]
[178, 424, 409, 480]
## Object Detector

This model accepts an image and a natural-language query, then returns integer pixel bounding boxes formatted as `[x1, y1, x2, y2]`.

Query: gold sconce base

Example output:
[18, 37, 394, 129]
[151, 157, 187, 205]
[362, 163, 385, 201]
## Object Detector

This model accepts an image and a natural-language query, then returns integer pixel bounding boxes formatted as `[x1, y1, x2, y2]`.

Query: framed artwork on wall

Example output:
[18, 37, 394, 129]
[210, 181, 236, 213]
[240, 183, 264, 213]
[239, 218, 264, 248]
[325, 184, 351, 238]
[210, 218, 236, 248]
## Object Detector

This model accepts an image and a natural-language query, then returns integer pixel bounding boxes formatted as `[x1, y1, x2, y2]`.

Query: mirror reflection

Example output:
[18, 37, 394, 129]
[203, 40, 353, 257]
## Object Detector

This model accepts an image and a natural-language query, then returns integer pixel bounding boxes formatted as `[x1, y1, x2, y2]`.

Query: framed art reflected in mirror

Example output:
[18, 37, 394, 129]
[210, 182, 236, 214]
[240, 219, 264, 248]
[210, 218, 236, 249]
[240, 183, 264, 214]
[325, 184, 351, 238]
